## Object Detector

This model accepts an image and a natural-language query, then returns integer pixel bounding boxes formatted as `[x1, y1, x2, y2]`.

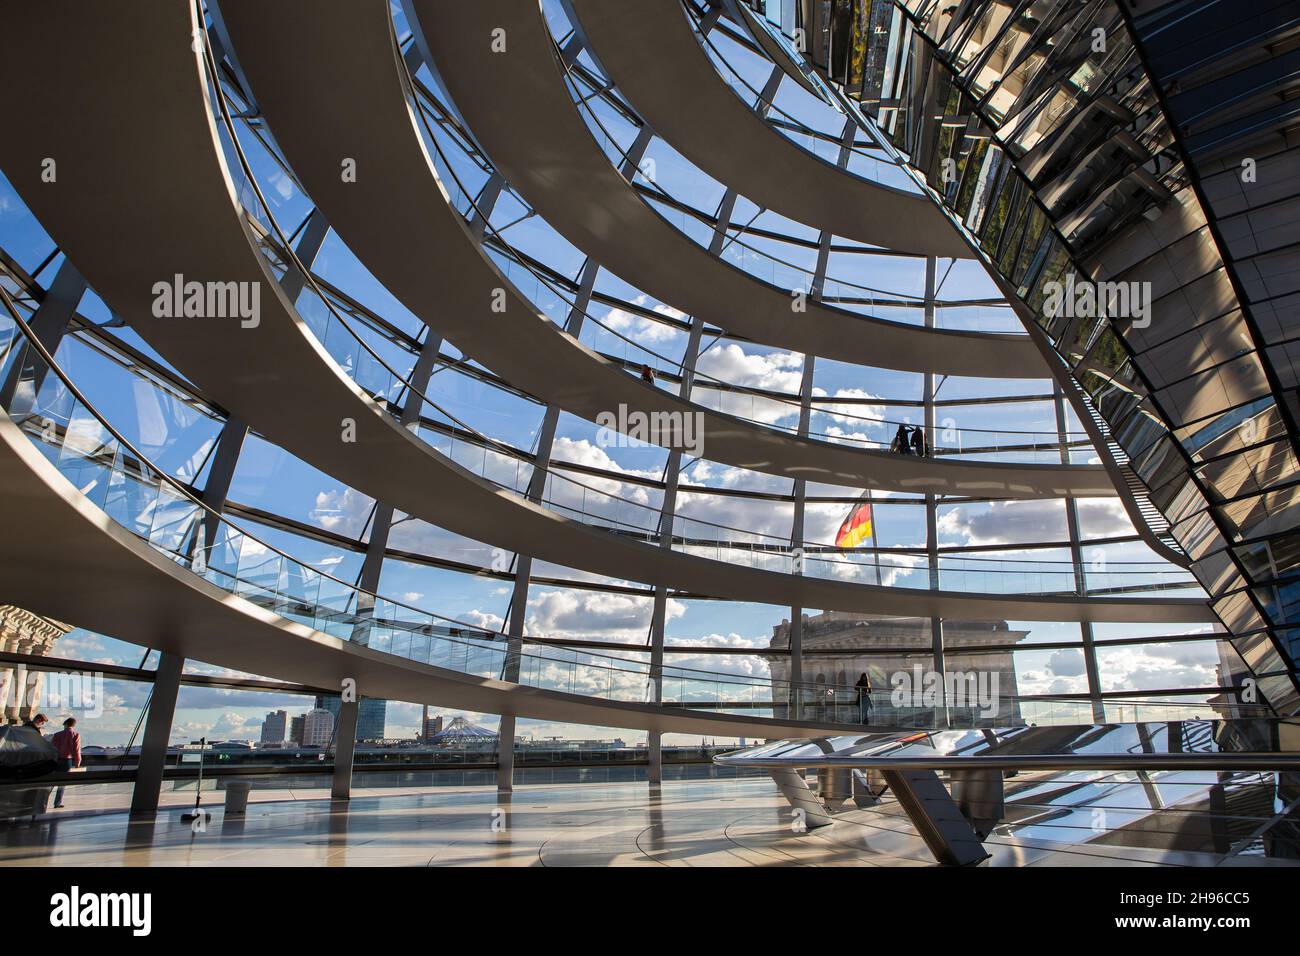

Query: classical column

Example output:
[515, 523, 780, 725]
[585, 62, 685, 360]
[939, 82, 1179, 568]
[7, 639, 34, 724]
[0, 607, 70, 722]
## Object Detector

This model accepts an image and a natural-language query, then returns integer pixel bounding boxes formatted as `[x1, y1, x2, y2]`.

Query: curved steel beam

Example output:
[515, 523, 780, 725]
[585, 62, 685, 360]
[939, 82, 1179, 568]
[412, 0, 1049, 379]
[218, 0, 1110, 498]
[0, 1, 1210, 623]
[569, 0, 955, 258]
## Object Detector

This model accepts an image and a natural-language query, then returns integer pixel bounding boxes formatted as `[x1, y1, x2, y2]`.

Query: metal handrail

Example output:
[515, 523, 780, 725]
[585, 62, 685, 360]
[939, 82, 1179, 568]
[202, 18, 1175, 587]
[714, 752, 1300, 772]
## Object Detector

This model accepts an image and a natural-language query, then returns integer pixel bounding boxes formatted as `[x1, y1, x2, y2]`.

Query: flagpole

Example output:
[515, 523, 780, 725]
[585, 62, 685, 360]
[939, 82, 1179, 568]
[868, 488, 881, 587]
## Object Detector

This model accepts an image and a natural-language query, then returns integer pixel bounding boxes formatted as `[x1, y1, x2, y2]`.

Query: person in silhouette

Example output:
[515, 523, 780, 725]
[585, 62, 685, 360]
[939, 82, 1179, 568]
[22, 712, 47, 733]
[855, 672, 874, 723]
[910, 425, 928, 458]
[892, 423, 911, 455]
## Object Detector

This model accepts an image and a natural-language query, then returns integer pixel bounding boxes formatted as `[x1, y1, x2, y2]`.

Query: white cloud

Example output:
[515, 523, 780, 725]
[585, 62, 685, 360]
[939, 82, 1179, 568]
[601, 294, 684, 345]
[695, 343, 804, 394]
[939, 499, 1066, 546]
[310, 487, 373, 538]
[205, 711, 260, 737]
[524, 588, 680, 641]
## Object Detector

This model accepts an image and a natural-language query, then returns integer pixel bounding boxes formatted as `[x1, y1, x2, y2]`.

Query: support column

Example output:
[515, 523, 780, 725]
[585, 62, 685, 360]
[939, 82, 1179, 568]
[645, 310, 704, 781]
[756, 64, 784, 118]
[1056, 386, 1105, 723]
[130, 652, 184, 817]
[697, 2, 724, 35]
[330, 698, 360, 799]
[192, 209, 327, 577]
[192, 209, 325, 564]
[198, 207, 327, 555]
[352, 327, 444, 644]
[642, 196, 716, 768]
[196, 414, 249, 557]
[784, 219, 835, 722]
[647, 729, 662, 784]
[489, 119, 656, 787]
[496, 714, 517, 792]
[922, 256, 947, 726]
[1, 258, 87, 409]
[787, 354, 816, 722]
[468, 172, 506, 242]
[495, 249, 607, 791]
[492, 415, 553, 793]
[279, 209, 330, 303]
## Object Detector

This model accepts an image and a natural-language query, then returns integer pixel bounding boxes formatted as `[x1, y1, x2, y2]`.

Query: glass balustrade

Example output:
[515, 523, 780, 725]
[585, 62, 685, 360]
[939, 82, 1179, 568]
[0, 303, 1240, 730]
[395, 46, 1095, 461]
[192, 23, 1199, 598]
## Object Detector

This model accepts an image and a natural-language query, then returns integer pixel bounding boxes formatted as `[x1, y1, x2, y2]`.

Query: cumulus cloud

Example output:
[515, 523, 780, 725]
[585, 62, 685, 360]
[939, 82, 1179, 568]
[310, 487, 374, 538]
[938, 499, 1068, 546]
[545, 438, 665, 534]
[524, 589, 680, 641]
[1047, 648, 1086, 678]
[1094, 640, 1221, 692]
[681, 460, 790, 494]
[55, 631, 136, 668]
[601, 294, 684, 345]
[206, 711, 261, 737]
[695, 343, 804, 394]
[463, 609, 505, 632]
[809, 388, 888, 445]
[939, 498, 1133, 548]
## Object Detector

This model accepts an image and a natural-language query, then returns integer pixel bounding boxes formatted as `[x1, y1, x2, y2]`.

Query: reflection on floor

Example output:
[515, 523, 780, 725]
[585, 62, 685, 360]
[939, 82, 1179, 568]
[2, 777, 1296, 866]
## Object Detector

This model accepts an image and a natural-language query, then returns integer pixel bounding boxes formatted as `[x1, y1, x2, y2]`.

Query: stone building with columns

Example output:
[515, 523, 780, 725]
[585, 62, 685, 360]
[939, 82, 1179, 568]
[762, 612, 1031, 726]
[0, 605, 72, 724]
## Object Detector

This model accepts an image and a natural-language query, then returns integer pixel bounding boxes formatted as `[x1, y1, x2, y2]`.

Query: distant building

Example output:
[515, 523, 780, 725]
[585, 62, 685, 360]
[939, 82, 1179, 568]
[520, 737, 627, 751]
[763, 613, 1029, 724]
[315, 695, 387, 741]
[0, 605, 72, 725]
[288, 714, 305, 745]
[301, 708, 335, 748]
[260, 709, 289, 746]
[427, 716, 496, 748]
[421, 711, 444, 742]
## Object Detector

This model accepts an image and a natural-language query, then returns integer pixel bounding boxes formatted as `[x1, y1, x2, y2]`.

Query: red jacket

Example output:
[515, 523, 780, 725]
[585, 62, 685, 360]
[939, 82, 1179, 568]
[52, 728, 81, 766]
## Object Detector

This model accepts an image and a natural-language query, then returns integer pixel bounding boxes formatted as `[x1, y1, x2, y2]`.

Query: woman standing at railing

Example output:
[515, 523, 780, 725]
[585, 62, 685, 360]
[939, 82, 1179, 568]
[856, 672, 874, 724]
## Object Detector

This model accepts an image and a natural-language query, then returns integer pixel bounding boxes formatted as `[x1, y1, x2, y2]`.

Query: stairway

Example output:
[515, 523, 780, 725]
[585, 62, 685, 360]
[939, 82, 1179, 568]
[1081, 400, 1184, 556]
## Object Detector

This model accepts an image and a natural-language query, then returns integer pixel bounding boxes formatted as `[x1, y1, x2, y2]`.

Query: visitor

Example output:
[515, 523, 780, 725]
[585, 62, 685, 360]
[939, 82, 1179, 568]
[640, 364, 655, 384]
[855, 672, 873, 723]
[892, 423, 911, 455]
[51, 717, 82, 809]
[21, 713, 50, 813]
[22, 712, 48, 733]
[910, 425, 928, 458]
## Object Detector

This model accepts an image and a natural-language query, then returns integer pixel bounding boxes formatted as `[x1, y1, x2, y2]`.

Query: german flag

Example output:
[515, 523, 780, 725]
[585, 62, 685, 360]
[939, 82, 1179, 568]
[835, 499, 873, 549]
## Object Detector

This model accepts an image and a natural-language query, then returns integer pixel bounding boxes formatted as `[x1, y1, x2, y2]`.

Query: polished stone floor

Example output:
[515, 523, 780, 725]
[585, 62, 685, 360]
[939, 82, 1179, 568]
[1, 777, 1294, 866]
